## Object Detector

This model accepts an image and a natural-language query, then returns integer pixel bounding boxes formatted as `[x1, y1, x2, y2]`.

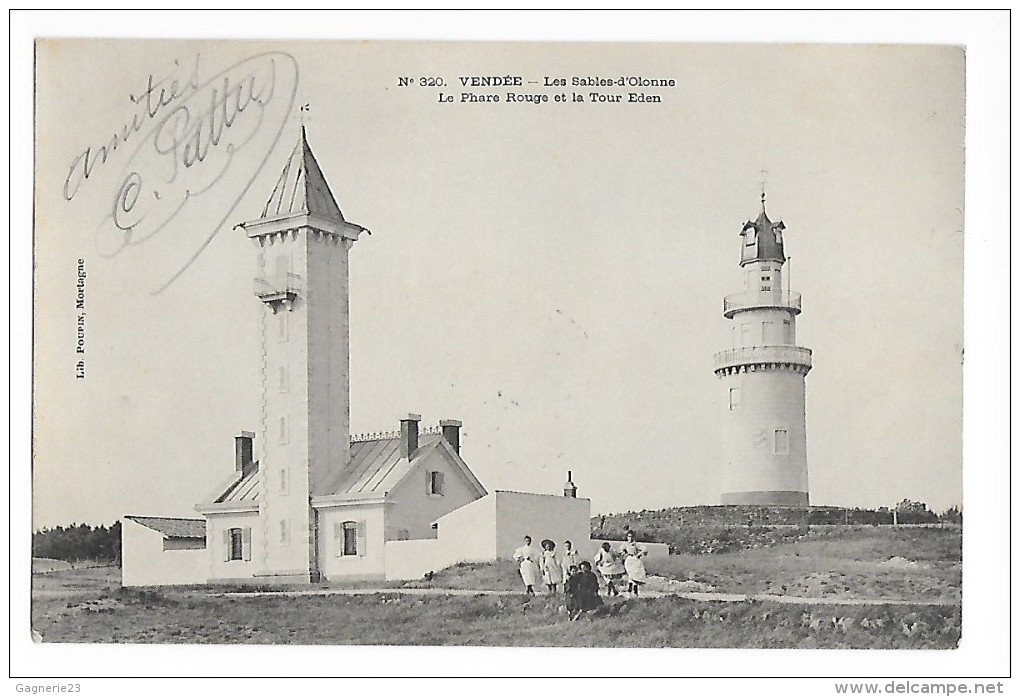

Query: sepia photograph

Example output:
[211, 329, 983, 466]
[13, 9, 1010, 689]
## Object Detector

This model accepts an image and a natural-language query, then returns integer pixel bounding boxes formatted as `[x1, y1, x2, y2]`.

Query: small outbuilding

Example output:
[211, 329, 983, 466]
[121, 516, 208, 586]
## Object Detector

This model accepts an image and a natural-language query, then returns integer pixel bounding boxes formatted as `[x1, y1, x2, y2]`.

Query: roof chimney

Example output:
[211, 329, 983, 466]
[235, 431, 255, 475]
[564, 470, 577, 498]
[400, 414, 421, 459]
[440, 419, 462, 454]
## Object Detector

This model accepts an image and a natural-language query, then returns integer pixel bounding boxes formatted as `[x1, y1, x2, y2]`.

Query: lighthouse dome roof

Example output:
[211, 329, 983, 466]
[739, 193, 787, 266]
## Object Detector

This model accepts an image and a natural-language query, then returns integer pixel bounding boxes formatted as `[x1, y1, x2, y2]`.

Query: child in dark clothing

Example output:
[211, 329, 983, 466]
[565, 561, 603, 621]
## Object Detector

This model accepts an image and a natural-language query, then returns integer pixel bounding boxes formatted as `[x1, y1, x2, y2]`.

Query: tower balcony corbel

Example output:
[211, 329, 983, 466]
[254, 272, 302, 312]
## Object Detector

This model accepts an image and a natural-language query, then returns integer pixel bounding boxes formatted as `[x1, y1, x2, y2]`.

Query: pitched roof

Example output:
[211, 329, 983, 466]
[204, 432, 487, 507]
[215, 467, 260, 504]
[316, 433, 443, 496]
[261, 126, 345, 222]
[125, 516, 206, 539]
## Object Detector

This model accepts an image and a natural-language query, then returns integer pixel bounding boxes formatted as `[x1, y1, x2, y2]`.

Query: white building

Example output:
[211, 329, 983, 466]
[713, 194, 812, 505]
[121, 128, 647, 586]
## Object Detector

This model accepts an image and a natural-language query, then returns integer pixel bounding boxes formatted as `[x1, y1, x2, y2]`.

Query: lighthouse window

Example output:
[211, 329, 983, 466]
[278, 416, 289, 444]
[774, 429, 789, 455]
[278, 365, 289, 393]
[783, 320, 793, 343]
[762, 321, 774, 344]
[277, 313, 289, 342]
[729, 387, 741, 411]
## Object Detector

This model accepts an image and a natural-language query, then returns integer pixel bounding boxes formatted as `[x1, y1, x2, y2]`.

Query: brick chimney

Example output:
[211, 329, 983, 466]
[235, 431, 255, 475]
[563, 470, 577, 498]
[400, 414, 421, 459]
[440, 419, 462, 454]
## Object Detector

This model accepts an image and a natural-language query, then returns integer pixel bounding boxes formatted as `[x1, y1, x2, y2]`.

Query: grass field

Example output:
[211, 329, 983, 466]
[31, 526, 961, 648]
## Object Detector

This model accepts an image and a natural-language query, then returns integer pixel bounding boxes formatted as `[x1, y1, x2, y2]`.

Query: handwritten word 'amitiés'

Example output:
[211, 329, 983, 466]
[63, 52, 298, 294]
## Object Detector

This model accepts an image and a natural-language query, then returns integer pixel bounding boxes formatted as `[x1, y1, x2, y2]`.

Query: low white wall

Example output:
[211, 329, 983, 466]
[384, 539, 449, 581]
[121, 519, 209, 587]
[494, 491, 593, 559]
[385, 496, 498, 580]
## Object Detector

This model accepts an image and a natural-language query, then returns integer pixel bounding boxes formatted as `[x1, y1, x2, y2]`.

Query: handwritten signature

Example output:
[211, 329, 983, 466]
[63, 51, 299, 294]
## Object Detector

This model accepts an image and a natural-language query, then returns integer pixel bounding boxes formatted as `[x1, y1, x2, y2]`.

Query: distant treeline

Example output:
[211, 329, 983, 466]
[33, 522, 121, 563]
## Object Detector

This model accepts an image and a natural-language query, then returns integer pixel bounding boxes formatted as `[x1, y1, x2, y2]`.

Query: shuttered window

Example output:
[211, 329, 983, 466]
[427, 470, 444, 496]
[226, 527, 250, 561]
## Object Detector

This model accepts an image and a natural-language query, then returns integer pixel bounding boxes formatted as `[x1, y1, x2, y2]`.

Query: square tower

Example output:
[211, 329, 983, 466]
[238, 127, 367, 580]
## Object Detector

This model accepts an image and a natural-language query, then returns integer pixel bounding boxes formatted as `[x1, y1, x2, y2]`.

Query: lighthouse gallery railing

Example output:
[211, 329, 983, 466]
[713, 345, 813, 371]
[723, 290, 802, 318]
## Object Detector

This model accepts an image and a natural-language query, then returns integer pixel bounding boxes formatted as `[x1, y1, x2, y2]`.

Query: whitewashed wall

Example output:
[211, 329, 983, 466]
[384, 494, 498, 580]
[121, 519, 209, 587]
[493, 491, 593, 559]
[205, 510, 262, 582]
[316, 504, 387, 581]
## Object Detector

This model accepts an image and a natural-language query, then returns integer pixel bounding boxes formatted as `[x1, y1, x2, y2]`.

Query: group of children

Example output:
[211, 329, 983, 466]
[512, 531, 649, 621]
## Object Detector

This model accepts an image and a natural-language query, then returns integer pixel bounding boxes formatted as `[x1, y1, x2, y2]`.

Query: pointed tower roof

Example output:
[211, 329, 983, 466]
[739, 192, 786, 266]
[238, 126, 367, 242]
[262, 126, 345, 222]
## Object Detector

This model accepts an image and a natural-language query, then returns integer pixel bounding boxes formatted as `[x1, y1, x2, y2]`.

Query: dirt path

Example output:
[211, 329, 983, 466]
[210, 586, 958, 606]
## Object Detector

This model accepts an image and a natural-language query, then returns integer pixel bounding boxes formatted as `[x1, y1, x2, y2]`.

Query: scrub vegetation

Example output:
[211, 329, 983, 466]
[31, 526, 961, 648]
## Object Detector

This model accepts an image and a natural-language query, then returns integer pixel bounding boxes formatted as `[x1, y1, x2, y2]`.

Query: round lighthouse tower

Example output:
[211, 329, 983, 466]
[714, 193, 811, 506]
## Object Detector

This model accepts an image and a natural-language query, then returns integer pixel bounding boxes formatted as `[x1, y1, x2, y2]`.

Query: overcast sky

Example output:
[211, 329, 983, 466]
[33, 39, 966, 528]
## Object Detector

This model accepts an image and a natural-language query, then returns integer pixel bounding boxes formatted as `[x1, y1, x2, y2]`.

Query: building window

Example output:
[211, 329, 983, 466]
[341, 521, 359, 556]
[783, 320, 793, 344]
[278, 416, 289, 444]
[427, 470, 445, 496]
[774, 429, 789, 455]
[225, 527, 251, 561]
[740, 323, 752, 347]
[277, 313, 288, 342]
[762, 321, 773, 345]
[279, 468, 289, 494]
[279, 519, 290, 546]
[229, 528, 243, 560]
[278, 365, 289, 393]
[729, 387, 741, 411]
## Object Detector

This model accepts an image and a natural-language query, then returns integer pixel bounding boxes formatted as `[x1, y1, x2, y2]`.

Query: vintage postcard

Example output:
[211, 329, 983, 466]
[21, 26, 1005, 683]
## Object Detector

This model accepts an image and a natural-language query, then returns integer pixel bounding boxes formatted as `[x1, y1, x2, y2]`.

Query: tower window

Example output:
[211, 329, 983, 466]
[279, 519, 290, 546]
[783, 320, 793, 344]
[740, 323, 752, 347]
[278, 365, 289, 393]
[774, 429, 789, 455]
[278, 416, 289, 444]
[728, 387, 741, 411]
[762, 321, 773, 344]
[279, 468, 289, 494]
[277, 313, 288, 342]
